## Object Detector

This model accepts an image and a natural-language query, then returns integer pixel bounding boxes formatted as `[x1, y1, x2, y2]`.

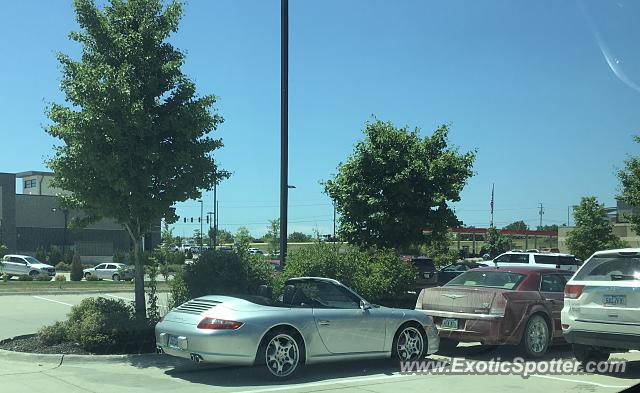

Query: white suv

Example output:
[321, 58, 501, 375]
[0, 255, 56, 278]
[481, 251, 582, 271]
[561, 248, 640, 364]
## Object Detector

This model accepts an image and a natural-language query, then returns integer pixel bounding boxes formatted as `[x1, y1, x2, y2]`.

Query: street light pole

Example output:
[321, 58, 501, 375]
[198, 200, 203, 249]
[280, 0, 289, 267]
[213, 181, 217, 248]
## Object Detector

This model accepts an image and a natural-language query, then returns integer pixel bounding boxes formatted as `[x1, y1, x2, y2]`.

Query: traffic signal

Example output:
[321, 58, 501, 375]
[198, 217, 201, 223]
[190, 217, 193, 223]
[183, 218, 186, 223]
[206, 216, 209, 224]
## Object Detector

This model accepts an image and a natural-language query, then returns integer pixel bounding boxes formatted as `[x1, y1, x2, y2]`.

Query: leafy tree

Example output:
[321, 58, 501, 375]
[216, 229, 234, 244]
[45, 0, 227, 317]
[503, 220, 528, 231]
[324, 120, 475, 251]
[70, 253, 83, 282]
[288, 231, 312, 243]
[419, 233, 459, 267]
[618, 136, 640, 233]
[537, 224, 559, 232]
[566, 197, 625, 260]
[161, 222, 176, 247]
[485, 226, 511, 258]
[234, 226, 252, 252]
[192, 229, 203, 246]
[263, 219, 280, 255]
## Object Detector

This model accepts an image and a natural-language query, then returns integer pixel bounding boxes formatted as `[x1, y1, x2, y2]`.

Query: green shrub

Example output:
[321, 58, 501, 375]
[169, 251, 273, 307]
[38, 321, 68, 345]
[70, 253, 83, 281]
[48, 246, 63, 265]
[17, 274, 33, 281]
[85, 274, 99, 281]
[55, 274, 67, 282]
[278, 243, 415, 307]
[2, 273, 9, 282]
[35, 246, 47, 262]
[0, 244, 7, 257]
[55, 262, 70, 271]
[166, 251, 186, 265]
[35, 273, 53, 281]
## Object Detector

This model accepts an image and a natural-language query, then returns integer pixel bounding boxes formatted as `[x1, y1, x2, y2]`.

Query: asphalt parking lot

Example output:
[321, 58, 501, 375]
[1, 293, 638, 393]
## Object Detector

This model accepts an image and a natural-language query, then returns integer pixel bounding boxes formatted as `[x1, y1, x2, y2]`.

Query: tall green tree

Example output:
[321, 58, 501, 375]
[216, 229, 234, 244]
[537, 224, 559, 232]
[324, 119, 475, 251]
[618, 136, 640, 233]
[566, 197, 625, 260]
[503, 220, 528, 231]
[45, 0, 227, 317]
[263, 219, 280, 255]
[234, 227, 252, 252]
[485, 226, 511, 258]
[288, 231, 312, 243]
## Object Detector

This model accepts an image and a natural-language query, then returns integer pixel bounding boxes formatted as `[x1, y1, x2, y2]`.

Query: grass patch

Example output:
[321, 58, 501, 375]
[0, 280, 169, 293]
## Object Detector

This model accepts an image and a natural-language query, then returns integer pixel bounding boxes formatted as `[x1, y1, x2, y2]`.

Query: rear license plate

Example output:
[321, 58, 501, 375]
[168, 335, 179, 348]
[603, 295, 626, 306]
[441, 318, 459, 330]
[423, 273, 431, 279]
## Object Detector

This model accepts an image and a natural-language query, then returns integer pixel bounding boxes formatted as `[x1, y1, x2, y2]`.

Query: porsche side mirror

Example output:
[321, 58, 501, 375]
[360, 300, 372, 310]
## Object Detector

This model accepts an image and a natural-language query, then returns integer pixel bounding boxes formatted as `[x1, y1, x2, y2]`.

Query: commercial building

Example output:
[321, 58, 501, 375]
[0, 171, 160, 262]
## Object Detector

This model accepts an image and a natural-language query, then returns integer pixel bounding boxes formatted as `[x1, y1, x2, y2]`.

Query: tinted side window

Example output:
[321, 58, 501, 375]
[540, 274, 566, 292]
[534, 255, 558, 265]
[559, 256, 580, 266]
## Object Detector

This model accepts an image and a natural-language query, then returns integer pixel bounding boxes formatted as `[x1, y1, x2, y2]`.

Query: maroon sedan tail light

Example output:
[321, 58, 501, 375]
[197, 318, 243, 330]
[489, 294, 507, 316]
[564, 284, 585, 299]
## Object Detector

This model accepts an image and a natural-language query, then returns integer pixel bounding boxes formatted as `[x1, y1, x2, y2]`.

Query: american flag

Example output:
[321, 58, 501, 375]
[490, 184, 494, 215]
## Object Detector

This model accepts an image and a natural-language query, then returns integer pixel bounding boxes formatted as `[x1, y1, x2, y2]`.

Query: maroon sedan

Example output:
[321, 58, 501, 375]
[416, 266, 574, 358]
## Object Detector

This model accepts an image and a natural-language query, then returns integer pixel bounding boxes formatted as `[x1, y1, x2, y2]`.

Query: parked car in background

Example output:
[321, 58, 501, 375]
[156, 277, 440, 379]
[561, 248, 640, 365]
[411, 257, 438, 288]
[248, 248, 265, 255]
[83, 263, 133, 281]
[436, 261, 483, 286]
[0, 255, 56, 278]
[416, 266, 574, 358]
[481, 251, 582, 271]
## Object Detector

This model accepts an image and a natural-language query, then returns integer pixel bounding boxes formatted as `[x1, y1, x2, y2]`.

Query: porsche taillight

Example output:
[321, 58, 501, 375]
[196, 318, 243, 330]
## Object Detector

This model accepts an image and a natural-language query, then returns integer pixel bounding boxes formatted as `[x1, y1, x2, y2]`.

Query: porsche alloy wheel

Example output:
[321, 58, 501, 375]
[394, 325, 426, 361]
[265, 333, 300, 378]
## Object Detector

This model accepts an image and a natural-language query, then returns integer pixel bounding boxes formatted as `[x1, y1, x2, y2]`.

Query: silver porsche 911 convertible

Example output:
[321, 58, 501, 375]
[155, 277, 439, 378]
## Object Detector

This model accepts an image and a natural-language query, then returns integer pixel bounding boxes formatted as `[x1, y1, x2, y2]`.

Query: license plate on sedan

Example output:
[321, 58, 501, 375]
[168, 335, 179, 348]
[423, 273, 431, 279]
[441, 318, 459, 330]
[603, 295, 626, 306]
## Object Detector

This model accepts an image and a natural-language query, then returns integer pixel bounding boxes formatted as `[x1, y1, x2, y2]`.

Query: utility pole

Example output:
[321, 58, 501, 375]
[333, 201, 336, 244]
[213, 182, 217, 248]
[538, 203, 545, 229]
[198, 200, 203, 249]
[279, 0, 289, 267]
[567, 206, 570, 226]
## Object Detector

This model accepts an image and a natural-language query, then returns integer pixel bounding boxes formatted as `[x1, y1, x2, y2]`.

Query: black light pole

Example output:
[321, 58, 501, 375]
[280, 0, 289, 267]
[198, 200, 203, 249]
[213, 181, 217, 248]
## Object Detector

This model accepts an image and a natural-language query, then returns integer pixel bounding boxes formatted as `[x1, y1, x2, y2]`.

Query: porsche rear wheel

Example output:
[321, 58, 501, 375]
[257, 329, 303, 379]
[393, 324, 427, 361]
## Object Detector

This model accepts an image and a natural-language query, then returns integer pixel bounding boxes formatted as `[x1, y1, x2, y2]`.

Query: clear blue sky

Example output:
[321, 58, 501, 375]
[1, 0, 639, 238]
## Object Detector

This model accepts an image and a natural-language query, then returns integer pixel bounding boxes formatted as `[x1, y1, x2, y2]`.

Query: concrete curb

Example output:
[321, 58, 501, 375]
[0, 289, 170, 297]
[0, 334, 184, 367]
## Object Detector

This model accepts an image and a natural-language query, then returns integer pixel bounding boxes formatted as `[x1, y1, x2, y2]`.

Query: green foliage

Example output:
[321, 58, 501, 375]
[45, 0, 228, 317]
[35, 273, 53, 281]
[278, 243, 415, 306]
[503, 220, 529, 231]
[55, 274, 67, 282]
[324, 119, 476, 251]
[0, 244, 7, 257]
[419, 233, 459, 267]
[145, 259, 160, 325]
[618, 135, 640, 234]
[17, 275, 33, 282]
[485, 226, 511, 258]
[216, 229, 234, 244]
[38, 321, 68, 345]
[86, 274, 100, 281]
[55, 262, 70, 272]
[234, 226, 252, 251]
[566, 197, 626, 261]
[47, 246, 63, 265]
[288, 231, 313, 243]
[2, 273, 9, 282]
[264, 219, 280, 255]
[537, 224, 559, 232]
[169, 251, 273, 308]
[35, 246, 47, 262]
[70, 253, 84, 281]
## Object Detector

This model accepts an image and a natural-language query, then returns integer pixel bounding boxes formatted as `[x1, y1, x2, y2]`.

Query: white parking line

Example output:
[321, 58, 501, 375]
[105, 293, 168, 309]
[531, 375, 630, 389]
[32, 296, 73, 307]
[232, 374, 409, 393]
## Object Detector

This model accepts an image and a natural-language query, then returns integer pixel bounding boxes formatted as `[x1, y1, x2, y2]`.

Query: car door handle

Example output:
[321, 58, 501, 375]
[318, 320, 331, 326]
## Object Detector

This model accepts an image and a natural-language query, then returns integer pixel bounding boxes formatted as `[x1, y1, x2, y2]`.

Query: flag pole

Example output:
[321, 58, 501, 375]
[490, 183, 495, 227]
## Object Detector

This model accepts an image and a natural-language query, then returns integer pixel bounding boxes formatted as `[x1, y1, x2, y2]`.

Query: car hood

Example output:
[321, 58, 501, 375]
[30, 263, 55, 269]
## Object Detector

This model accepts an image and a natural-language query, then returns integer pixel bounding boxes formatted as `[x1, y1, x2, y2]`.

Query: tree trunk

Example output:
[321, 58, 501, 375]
[132, 236, 146, 319]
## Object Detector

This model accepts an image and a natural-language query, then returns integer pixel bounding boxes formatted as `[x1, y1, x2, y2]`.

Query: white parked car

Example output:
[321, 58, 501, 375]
[83, 263, 133, 281]
[561, 248, 640, 364]
[248, 247, 264, 255]
[481, 251, 583, 271]
[0, 255, 56, 278]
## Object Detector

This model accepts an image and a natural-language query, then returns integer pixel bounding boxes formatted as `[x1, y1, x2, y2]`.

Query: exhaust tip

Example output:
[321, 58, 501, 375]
[190, 353, 203, 363]
[156, 346, 164, 354]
